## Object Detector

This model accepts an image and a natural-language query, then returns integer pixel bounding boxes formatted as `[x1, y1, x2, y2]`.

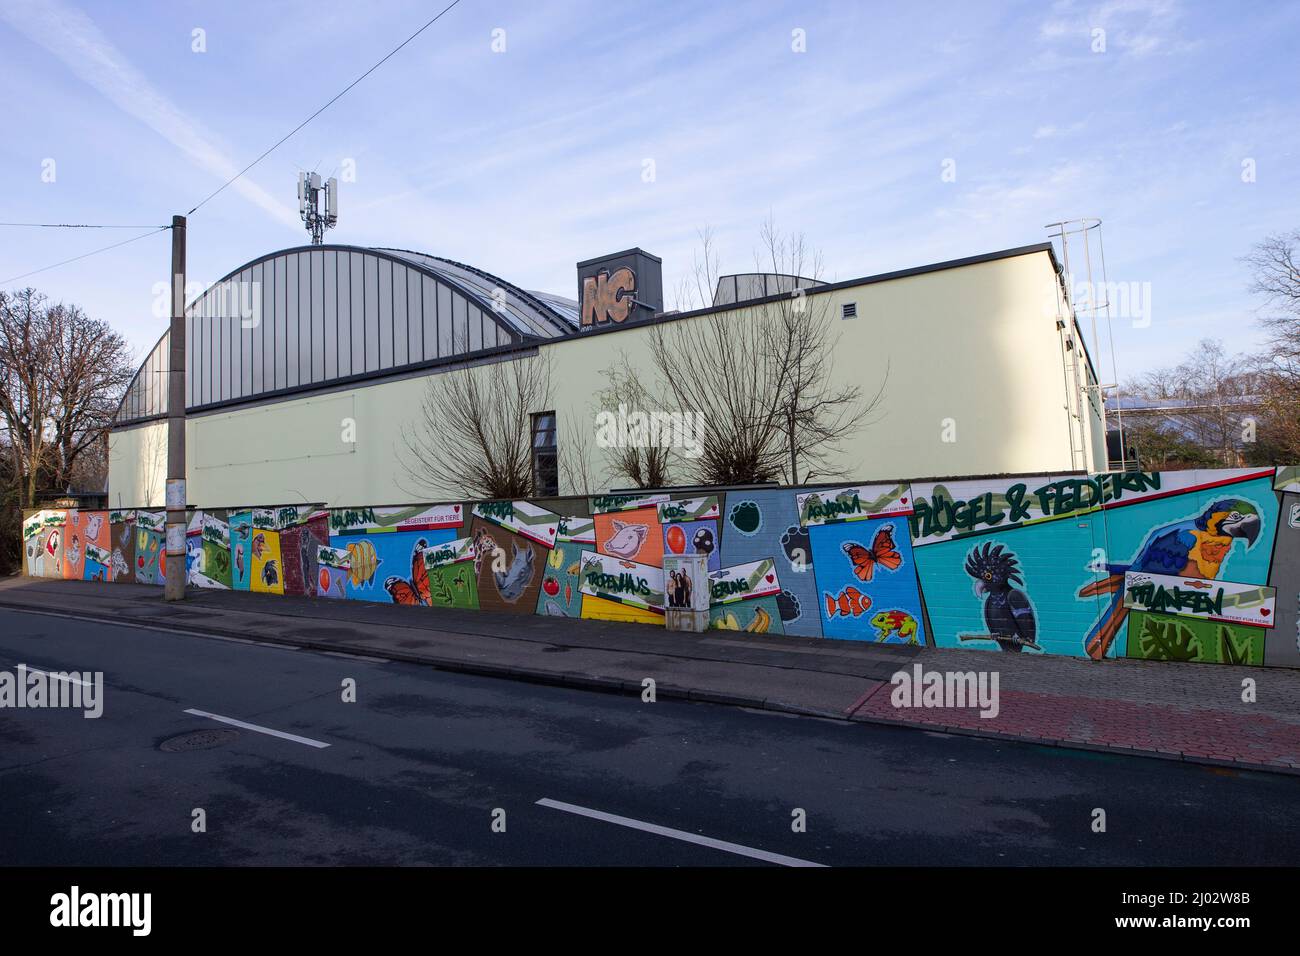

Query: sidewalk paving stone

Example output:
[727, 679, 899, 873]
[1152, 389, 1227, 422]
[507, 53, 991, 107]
[3, 576, 1299, 776]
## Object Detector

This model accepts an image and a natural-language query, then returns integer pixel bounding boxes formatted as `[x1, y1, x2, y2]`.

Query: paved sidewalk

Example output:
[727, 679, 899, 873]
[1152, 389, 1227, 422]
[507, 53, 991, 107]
[3, 576, 1299, 775]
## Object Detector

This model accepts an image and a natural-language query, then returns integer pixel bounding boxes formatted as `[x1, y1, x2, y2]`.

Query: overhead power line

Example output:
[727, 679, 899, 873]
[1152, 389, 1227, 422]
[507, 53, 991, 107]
[1, 0, 463, 285]
[1, 225, 170, 286]
[0, 221, 168, 229]
[186, 0, 464, 217]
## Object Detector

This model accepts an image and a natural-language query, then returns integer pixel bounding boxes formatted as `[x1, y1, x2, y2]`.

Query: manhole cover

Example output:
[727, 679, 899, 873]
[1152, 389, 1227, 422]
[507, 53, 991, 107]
[159, 729, 240, 752]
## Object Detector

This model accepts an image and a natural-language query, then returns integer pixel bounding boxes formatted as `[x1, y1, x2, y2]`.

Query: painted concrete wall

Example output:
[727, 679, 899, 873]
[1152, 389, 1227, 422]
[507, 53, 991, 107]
[31, 466, 1300, 669]
[109, 247, 1104, 507]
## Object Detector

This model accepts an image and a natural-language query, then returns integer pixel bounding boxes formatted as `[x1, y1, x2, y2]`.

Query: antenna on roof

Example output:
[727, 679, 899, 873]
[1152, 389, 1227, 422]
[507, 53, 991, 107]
[298, 172, 338, 245]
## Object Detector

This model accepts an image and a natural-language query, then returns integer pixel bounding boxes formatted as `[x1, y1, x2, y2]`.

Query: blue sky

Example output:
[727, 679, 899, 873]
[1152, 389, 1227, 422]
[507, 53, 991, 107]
[1, 0, 1297, 382]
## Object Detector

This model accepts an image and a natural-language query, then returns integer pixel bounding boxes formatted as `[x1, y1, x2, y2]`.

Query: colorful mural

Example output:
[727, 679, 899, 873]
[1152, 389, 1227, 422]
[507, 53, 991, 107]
[468, 515, 549, 614]
[109, 510, 135, 584]
[811, 516, 926, 644]
[538, 541, 586, 618]
[27, 466, 1300, 669]
[708, 558, 783, 634]
[594, 506, 663, 567]
[228, 510, 253, 590]
[187, 511, 233, 589]
[279, 511, 329, 597]
[316, 544, 351, 600]
[718, 489, 820, 637]
[424, 537, 479, 610]
[134, 511, 165, 585]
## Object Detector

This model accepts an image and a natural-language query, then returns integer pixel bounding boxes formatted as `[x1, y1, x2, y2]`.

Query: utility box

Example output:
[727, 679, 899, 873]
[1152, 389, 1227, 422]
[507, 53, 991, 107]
[664, 553, 710, 632]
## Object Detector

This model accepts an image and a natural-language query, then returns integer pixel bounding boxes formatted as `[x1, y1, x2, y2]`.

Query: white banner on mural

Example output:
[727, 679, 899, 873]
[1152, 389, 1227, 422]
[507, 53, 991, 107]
[329, 503, 465, 535]
[909, 469, 1277, 546]
[472, 500, 560, 548]
[422, 536, 477, 569]
[657, 496, 720, 523]
[588, 492, 670, 515]
[1123, 571, 1276, 628]
[556, 515, 596, 544]
[796, 483, 912, 527]
[707, 558, 781, 605]
[577, 550, 665, 611]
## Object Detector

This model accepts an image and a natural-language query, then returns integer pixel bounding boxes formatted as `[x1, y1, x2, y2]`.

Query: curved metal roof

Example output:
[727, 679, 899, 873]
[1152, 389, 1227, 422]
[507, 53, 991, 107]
[114, 243, 575, 426]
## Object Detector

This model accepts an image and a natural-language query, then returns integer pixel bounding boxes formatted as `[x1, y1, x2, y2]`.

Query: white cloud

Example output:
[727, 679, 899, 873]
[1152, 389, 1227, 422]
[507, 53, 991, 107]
[0, 0, 299, 230]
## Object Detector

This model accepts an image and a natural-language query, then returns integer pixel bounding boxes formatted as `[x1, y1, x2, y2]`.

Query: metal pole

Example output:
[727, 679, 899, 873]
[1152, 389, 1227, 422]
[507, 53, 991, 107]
[164, 215, 187, 601]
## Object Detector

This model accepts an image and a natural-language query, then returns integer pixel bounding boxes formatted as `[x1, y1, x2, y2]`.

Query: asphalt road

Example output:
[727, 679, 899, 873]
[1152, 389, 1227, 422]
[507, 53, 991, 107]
[1, 606, 1298, 866]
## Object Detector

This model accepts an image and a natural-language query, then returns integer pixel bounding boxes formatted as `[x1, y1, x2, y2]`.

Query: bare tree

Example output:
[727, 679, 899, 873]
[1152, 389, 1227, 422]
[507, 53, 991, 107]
[400, 349, 554, 500]
[1243, 231, 1300, 461]
[1121, 339, 1260, 469]
[558, 403, 599, 496]
[0, 290, 132, 506]
[754, 217, 887, 483]
[0, 288, 57, 508]
[594, 356, 673, 488]
[670, 225, 723, 312]
[46, 302, 133, 491]
[647, 219, 886, 485]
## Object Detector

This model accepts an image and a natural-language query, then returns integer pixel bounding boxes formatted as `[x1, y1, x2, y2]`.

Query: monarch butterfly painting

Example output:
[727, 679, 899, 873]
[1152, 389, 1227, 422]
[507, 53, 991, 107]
[384, 539, 431, 606]
[842, 524, 903, 582]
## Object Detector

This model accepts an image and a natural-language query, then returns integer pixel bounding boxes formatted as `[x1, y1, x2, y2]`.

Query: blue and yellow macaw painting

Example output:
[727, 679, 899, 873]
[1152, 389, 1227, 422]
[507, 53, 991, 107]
[1081, 475, 1276, 659]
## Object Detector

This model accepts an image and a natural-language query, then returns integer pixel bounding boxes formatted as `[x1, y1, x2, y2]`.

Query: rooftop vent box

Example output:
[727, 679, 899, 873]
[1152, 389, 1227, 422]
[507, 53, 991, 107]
[576, 247, 662, 329]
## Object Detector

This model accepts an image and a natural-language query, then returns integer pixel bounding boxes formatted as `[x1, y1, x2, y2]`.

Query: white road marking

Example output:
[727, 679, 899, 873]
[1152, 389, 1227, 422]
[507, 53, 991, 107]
[319, 650, 391, 663]
[535, 798, 827, 867]
[183, 708, 330, 749]
[22, 666, 93, 687]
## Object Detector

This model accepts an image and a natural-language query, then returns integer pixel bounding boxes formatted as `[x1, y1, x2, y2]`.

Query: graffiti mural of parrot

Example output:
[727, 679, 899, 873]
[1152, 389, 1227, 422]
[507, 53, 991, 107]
[1077, 498, 1262, 660]
[964, 542, 1039, 652]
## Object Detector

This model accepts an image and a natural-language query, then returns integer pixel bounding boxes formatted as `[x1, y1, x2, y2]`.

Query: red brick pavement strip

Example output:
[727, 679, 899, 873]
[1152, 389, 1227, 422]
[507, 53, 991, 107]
[849, 683, 1300, 775]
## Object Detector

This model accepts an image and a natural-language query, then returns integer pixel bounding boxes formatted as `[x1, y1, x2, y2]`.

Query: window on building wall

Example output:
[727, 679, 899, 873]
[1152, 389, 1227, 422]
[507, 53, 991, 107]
[531, 411, 558, 496]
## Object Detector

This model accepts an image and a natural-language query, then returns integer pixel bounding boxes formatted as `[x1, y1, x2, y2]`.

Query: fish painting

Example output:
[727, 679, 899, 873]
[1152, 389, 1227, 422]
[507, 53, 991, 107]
[824, 585, 871, 619]
[493, 541, 535, 603]
[347, 539, 379, 586]
[235, 543, 245, 580]
[261, 560, 279, 587]
[603, 520, 648, 560]
[251, 532, 268, 559]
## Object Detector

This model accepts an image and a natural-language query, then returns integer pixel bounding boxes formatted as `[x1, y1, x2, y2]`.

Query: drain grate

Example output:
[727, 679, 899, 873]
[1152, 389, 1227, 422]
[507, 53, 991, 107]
[159, 728, 240, 752]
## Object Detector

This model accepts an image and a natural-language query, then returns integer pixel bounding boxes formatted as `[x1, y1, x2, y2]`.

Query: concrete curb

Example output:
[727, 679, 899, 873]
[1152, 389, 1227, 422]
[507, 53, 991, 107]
[5, 595, 1297, 778]
[0, 598, 817, 719]
[846, 710, 1300, 777]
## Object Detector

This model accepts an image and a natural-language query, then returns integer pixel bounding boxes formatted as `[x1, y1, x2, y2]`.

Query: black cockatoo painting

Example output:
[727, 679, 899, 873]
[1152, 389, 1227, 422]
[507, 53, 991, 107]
[964, 541, 1040, 652]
